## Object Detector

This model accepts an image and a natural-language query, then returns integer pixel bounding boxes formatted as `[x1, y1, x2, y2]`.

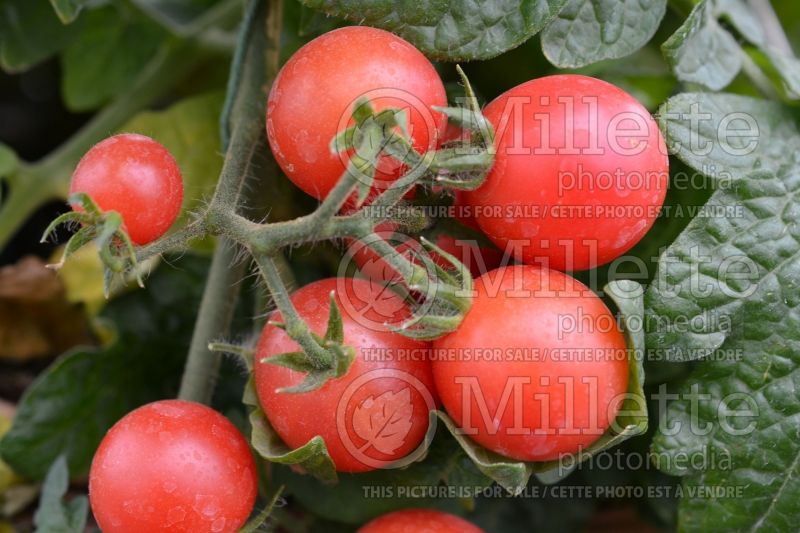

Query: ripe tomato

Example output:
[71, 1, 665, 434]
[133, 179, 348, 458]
[266, 26, 447, 202]
[463, 75, 668, 271]
[431, 265, 629, 462]
[89, 400, 256, 533]
[254, 277, 437, 472]
[70, 133, 183, 245]
[358, 509, 485, 533]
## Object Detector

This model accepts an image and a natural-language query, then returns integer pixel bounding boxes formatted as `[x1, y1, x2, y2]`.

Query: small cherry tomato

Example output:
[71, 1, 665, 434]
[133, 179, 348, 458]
[70, 133, 183, 245]
[266, 26, 447, 203]
[254, 277, 437, 472]
[89, 399, 257, 533]
[432, 264, 629, 461]
[463, 75, 668, 271]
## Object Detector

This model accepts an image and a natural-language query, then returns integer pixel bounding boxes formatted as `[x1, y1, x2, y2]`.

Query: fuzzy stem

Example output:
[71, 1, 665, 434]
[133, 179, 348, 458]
[178, 0, 282, 403]
[251, 252, 333, 368]
[178, 239, 246, 403]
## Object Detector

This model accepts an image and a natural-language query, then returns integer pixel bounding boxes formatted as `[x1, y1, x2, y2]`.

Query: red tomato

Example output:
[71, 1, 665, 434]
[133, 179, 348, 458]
[431, 233, 504, 277]
[89, 400, 256, 533]
[254, 277, 437, 472]
[463, 75, 668, 271]
[70, 133, 183, 245]
[266, 26, 447, 202]
[431, 265, 629, 462]
[358, 508, 485, 533]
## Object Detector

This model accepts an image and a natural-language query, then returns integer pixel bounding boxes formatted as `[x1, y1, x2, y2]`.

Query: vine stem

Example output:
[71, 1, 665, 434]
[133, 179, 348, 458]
[178, 0, 282, 403]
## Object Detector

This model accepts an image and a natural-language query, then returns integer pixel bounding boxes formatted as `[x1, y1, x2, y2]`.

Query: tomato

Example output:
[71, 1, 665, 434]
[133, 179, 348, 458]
[431, 265, 629, 462]
[266, 26, 447, 202]
[70, 133, 183, 245]
[463, 75, 668, 271]
[357, 509, 485, 533]
[254, 277, 437, 472]
[89, 400, 256, 533]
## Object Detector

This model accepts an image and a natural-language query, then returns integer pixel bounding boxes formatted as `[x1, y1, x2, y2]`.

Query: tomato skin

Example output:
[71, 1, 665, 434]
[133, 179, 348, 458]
[357, 508, 485, 533]
[254, 277, 436, 473]
[431, 265, 628, 462]
[89, 400, 256, 533]
[463, 75, 668, 271]
[70, 133, 183, 245]
[266, 26, 447, 202]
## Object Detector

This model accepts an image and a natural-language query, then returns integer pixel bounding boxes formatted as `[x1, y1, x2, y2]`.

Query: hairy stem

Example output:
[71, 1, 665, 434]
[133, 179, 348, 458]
[178, 239, 246, 403]
[178, 0, 282, 403]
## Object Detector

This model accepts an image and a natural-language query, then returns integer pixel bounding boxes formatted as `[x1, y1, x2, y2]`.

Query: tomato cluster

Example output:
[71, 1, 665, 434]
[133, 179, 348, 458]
[81, 22, 661, 533]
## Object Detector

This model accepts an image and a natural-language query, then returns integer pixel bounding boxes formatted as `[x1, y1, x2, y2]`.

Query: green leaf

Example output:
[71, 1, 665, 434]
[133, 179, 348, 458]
[298, 0, 569, 61]
[61, 8, 165, 111]
[32, 456, 88, 533]
[48, 0, 90, 24]
[657, 92, 800, 182]
[541, 0, 667, 68]
[0, 144, 18, 178]
[120, 92, 225, 249]
[439, 281, 649, 492]
[0, 255, 210, 479]
[243, 377, 338, 483]
[662, 0, 741, 91]
[662, 0, 800, 98]
[0, 0, 82, 72]
[648, 163, 800, 531]
[275, 425, 486, 524]
[129, 0, 221, 31]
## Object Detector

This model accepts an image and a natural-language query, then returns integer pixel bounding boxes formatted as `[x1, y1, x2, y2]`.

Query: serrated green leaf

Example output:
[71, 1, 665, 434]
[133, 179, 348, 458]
[243, 377, 338, 483]
[662, 0, 741, 91]
[662, 0, 800, 99]
[541, 0, 667, 68]
[647, 163, 800, 531]
[438, 280, 648, 491]
[32, 456, 88, 533]
[48, 0, 90, 24]
[657, 92, 800, 182]
[299, 0, 569, 61]
[0, 0, 82, 72]
[61, 8, 165, 111]
[0, 256, 209, 479]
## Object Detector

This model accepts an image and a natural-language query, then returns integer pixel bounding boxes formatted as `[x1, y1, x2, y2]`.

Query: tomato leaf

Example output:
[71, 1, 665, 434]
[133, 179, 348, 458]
[0, 256, 209, 479]
[662, 0, 800, 100]
[436, 280, 648, 493]
[541, 0, 667, 68]
[297, 0, 569, 61]
[657, 93, 800, 182]
[0, 144, 18, 180]
[61, 8, 165, 111]
[0, 0, 83, 72]
[647, 161, 800, 531]
[31, 456, 88, 533]
[48, 0, 90, 24]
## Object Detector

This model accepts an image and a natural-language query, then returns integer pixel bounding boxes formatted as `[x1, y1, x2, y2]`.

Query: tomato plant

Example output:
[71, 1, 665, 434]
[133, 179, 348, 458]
[69, 133, 184, 245]
[432, 265, 629, 461]
[463, 75, 669, 271]
[254, 277, 437, 472]
[358, 508, 485, 532]
[88, 400, 256, 533]
[266, 25, 447, 202]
